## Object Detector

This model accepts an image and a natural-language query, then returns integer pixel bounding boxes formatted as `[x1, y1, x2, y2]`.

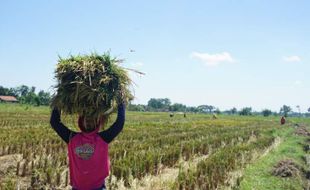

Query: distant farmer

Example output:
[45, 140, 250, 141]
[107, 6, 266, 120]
[50, 103, 125, 190]
[280, 116, 286, 125]
[212, 114, 217, 119]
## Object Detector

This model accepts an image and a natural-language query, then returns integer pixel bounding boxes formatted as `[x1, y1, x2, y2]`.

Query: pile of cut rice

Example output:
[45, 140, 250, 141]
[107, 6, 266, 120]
[51, 53, 134, 120]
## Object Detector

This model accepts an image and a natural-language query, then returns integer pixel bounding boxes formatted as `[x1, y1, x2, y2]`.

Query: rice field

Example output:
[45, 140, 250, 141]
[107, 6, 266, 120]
[0, 103, 309, 189]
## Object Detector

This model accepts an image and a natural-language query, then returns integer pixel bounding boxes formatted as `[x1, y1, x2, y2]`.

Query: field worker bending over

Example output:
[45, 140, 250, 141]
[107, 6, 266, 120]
[50, 103, 125, 190]
[281, 116, 286, 125]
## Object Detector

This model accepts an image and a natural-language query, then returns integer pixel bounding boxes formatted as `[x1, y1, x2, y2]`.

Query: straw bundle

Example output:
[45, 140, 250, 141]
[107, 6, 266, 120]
[51, 53, 133, 119]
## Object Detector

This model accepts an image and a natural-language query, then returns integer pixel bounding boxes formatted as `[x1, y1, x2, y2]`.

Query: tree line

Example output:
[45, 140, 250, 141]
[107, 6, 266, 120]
[128, 98, 309, 117]
[0, 85, 51, 106]
[1, 86, 309, 117]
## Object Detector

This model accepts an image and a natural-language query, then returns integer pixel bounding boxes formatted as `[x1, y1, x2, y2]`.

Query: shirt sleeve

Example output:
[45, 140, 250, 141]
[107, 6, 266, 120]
[50, 108, 76, 144]
[99, 104, 125, 143]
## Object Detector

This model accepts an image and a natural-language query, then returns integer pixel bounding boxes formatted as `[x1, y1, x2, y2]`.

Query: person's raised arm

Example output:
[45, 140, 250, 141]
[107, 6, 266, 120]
[99, 103, 125, 143]
[50, 107, 76, 144]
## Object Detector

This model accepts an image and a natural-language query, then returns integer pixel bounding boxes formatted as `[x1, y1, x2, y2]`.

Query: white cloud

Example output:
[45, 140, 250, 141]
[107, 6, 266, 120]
[283, 56, 301, 62]
[294, 80, 302, 86]
[190, 51, 236, 66]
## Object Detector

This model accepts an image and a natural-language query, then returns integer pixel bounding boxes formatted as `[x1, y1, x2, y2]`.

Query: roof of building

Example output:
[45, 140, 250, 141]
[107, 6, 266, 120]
[0, 95, 18, 102]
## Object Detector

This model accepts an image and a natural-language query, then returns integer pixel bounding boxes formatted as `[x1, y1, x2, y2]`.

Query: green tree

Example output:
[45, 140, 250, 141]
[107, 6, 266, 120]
[24, 91, 38, 105]
[169, 103, 186, 112]
[0, 86, 9, 95]
[16, 85, 30, 97]
[8, 88, 18, 96]
[187, 106, 199, 113]
[239, 107, 252, 116]
[147, 98, 159, 110]
[147, 98, 171, 111]
[280, 105, 292, 117]
[262, 109, 272, 117]
[1, 85, 51, 106]
[197, 105, 215, 113]
[214, 108, 221, 114]
[229, 107, 237, 115]
[30, 86, 36, 93]
[38, 90, 51, 105]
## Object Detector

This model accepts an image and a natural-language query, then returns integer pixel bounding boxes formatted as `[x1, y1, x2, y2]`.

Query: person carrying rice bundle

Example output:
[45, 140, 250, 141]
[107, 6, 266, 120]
[50, 53, 133, 190]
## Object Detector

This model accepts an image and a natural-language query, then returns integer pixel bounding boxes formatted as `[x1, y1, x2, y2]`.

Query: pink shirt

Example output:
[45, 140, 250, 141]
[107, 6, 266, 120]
[68, 128, 109, 190]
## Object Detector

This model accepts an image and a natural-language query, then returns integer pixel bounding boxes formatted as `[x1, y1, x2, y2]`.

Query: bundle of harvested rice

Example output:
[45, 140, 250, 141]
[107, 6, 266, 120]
[51, 52, 134, 119]
[272, 159, 300, 177]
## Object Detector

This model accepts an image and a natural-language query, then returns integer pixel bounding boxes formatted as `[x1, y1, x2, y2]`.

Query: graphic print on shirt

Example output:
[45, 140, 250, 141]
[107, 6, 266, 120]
[75, 143, 95, 160]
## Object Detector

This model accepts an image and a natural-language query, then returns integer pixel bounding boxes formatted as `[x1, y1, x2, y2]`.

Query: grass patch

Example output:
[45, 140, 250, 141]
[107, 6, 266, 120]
[239, 126, 308, 190]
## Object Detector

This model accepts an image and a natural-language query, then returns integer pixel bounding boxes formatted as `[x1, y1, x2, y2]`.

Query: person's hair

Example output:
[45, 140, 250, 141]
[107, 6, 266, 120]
[78, 116, 108, 133]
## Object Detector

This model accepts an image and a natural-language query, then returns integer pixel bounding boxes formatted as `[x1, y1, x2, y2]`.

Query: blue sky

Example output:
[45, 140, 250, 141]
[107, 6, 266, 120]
[0, 0, 309, 112]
